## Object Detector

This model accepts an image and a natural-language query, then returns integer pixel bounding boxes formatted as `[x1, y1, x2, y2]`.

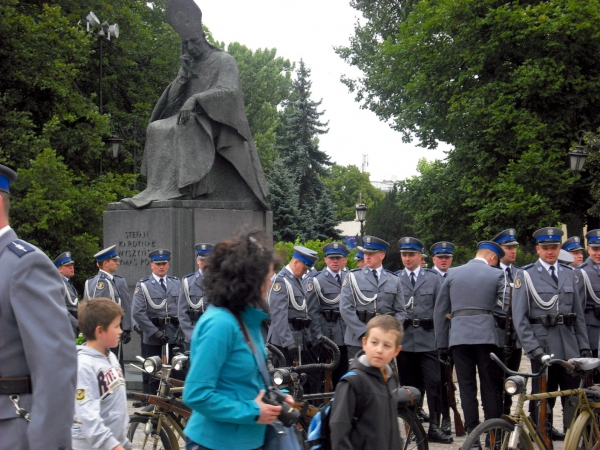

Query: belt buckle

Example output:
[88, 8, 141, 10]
[557, 315, 564, 325]
[164, 317, 171, 324]
[413, 319, 420, 328]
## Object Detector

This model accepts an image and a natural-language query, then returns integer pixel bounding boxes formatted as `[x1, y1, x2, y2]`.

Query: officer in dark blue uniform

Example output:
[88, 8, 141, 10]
[178, 243, 213, 349]
[54, 251, 79, 336]
[340, 235, 407, 359]
[563, 236, 586, 267]
[397, 237, 451, 443]
[305, 242, 349, 386]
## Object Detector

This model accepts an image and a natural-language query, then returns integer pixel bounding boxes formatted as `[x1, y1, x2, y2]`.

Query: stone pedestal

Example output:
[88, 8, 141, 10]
[103, 200, 272, 363]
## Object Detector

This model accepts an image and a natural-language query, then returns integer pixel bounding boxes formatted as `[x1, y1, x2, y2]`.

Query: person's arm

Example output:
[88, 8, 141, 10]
[339, 273, 367, 341]
[393, 277, 407, 323]
[512, 270, 541, 355]
[177, 277, 194, 344]
[132, 282, 158, 336]
[433, 277, 451, 349]
[305, 277, 323, 343]
[571, 272, 590, 351]
[266, 280, 295, 348]
[329, 379, 357, 450]
[116, 277, 132, 332]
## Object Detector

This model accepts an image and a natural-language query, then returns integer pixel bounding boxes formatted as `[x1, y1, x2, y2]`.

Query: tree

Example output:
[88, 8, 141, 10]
[267, 158, 303, 242]
[338, 0, 600, 238]
[323, 164, 384, 221]
[311, 186, 341, 240]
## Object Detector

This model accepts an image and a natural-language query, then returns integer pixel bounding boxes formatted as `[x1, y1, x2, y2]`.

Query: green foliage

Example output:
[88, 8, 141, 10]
[267, 158, 302, 242]
[323, 164, 384, 221]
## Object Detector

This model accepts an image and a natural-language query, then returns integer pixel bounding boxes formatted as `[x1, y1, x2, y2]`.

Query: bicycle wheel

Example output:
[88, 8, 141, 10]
[398, 406, 428, 450]
[565, 410, 600, 450]
[128, 414, 173, 450]
[462, 418, 532, 450]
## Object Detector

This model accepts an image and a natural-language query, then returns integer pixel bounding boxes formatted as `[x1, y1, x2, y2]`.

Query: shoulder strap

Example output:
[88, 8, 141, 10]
[233, 313, 271, 387]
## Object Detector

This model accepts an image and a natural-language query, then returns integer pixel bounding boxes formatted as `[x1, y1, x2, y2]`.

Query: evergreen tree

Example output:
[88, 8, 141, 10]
[267, 158, 302, 242]
[311, 186, 341, 240]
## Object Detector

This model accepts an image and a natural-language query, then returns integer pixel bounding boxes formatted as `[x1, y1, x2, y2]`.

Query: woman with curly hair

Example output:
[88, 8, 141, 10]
[182, 230, 292, 450]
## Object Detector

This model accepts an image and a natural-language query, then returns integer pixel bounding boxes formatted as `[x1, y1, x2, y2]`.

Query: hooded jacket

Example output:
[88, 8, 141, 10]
[329, 352, 402, 450]
[71, 345, 131, 450]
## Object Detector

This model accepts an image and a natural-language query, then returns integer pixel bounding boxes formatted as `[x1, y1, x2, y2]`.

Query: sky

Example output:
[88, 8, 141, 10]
[197, 0, 450, 183]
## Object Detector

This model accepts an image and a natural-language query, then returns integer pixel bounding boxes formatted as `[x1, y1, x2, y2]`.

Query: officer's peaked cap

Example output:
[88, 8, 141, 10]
[586, 229, 600, 247]
[357, 235, 390, 253]
[292, 246, 318, 266]
[477, 240, 505, 259]
[149, 249, 171, 262]
[0, 164, 17, 194]
[54, 251, 74, 267]
[533, 227, 563, 244]
[398, 237, 424, 253]
[194, 243, 214, 258]
[430, 241, 455, 256]
[492, 229, 519, 246]
[323, 242, 348, 257]
[562, 236, 584, 252]
[94, 245, 120, 262]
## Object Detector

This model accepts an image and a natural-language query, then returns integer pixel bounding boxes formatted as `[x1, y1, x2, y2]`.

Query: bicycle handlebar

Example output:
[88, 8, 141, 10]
[489, 352, 551, 378]
[274, 335, 341, 374]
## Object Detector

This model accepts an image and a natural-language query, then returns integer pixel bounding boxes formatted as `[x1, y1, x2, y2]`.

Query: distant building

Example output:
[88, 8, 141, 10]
[371, 179, 396, 192]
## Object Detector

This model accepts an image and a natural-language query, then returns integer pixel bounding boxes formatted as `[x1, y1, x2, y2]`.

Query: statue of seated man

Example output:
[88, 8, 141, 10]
[122, 0, 269, 209]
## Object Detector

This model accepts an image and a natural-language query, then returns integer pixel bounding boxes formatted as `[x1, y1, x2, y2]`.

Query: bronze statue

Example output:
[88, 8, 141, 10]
[122, 0, 269, 209]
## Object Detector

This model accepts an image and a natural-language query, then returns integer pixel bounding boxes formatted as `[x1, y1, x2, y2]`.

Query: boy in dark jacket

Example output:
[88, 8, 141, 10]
[329, 315, 403, 450]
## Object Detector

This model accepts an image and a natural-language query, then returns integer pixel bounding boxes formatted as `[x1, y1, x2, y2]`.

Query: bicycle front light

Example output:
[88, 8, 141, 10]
[143, 356, 163, 374]
[272, 369, 291, 386]
[504, 376, 525, 395]
[171, 354, 188, 371]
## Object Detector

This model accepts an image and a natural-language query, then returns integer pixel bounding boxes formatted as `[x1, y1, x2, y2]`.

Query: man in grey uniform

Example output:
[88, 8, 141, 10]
[340, 235, 407, 360]
[54, 251, 79, 336]
[178, 243, 213, 349]
[84, 245, 132, 366]
[512, 227, 590, 439]
[0, 164, 77, 450]
[434, 240, 505, 441]
[133, 249, 183, 394]
[304, 242, 349, 386]
[563, 236, 586, 267]
[580, 229, 600, 361]
[397, 237, 451, 443]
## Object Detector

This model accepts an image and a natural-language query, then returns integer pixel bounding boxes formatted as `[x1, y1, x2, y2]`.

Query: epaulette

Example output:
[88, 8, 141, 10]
[384, 269, 396, 274]
[167, 275, 179, 280]
[520, 263, 535, 270]
[579, 262, 589, 268]
[559, 263, 574, 270]
[512, 264, 521, 270]
[393, 270, 401, 276]
[351, 268, 362, 272]
[491, 265, 502, 270]
[425, 268, 439, 274]
[183, 272, 196, 279]
[87, 274, 97, 280]
[113, 274, 124, 279]
[139, 276, 150, 282]
[7, 240, 35, 257]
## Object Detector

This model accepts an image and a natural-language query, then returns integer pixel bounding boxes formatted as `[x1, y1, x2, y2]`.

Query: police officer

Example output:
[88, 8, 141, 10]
[305, 242, 350, 386]
[563, 236, 586, 267]
[54, 251, 79, 336]
[133, 249, 183, 394]
[397, 237, 451, 443]
[340, 235, 407, 360]
[576, 229, 600, 364]
[512, 227, 590, 439]
[0, 164, 76, 450]
[84, 245, 132, 366]
[492, 229, 523, 415]
[355, 251, 365, 269]
[434, 241, 505, 441]
[178, 243, 213, 349]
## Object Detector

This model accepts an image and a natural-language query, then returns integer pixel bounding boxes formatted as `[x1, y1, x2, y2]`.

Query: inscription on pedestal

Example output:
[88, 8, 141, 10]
[118, 231, 156, 267]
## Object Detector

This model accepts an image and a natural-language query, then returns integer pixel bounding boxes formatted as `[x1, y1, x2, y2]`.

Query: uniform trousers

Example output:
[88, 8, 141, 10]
[330, 345, 349, 387]
[273, 345, 321, 397]
[398, 351, 443, 420]
[142, 342, 185, 394]
[451, 344, 503, 430]
[347, 345, 362, 360]
[440, 361, 454, 421]
[529, 359, 580, 430]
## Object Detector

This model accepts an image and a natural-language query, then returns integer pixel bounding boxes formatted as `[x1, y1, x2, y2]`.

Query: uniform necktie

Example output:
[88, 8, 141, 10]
[335, 274, 341, 286]
[160, 278, 166, 292]
[549, 266, 558, 284]
[372, 269, 379, 284]
[443, 273, 447, 278]
[506, 267, 513, 282]
[410, 272, 416, 287]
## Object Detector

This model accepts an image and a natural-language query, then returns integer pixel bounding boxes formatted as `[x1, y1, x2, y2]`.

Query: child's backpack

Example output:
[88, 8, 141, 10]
[306, 371, 363, 450]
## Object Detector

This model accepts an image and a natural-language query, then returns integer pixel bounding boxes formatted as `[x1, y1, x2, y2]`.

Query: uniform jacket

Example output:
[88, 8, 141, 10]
[0, 228, 77, 450]
[183, 305, 268, 450]
[493, 264, 522, 349]
[329, 352, 402, 450]
[340, 267, 407, 347]
[62, 276, 79, 336]
[132, 274, 181, 345]
[178, 270, 206, 344]
[267, 268, 316, 349]
[512, 260, 589, 359]
[398, 268, 442, 353]
[84, 272, 132, 332]
[71, 346, 131, 450]
[304, 269, 347, 346]
[434, 259, 505, 349]
[578, 257, 600, 351]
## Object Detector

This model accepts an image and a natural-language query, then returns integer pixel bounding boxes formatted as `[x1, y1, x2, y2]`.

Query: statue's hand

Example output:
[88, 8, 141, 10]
[180, 54, 193, 75]
[177, 97, 197, 125]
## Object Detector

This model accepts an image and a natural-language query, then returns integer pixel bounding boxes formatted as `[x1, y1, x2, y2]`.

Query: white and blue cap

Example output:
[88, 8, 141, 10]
[94, 245, 120, 262]
[194, 243, 214, 258]
[54, 251, 74, 267]
[323, 242, 348, 257]
[149, 249, 171, 262]
[354, 251, 364, 261]
[292, 246, 319, 266]
[492, 229, 519, 246]
[558, 249, 575, 264]
[533, 227, 563, 244]
[562, 236, 584, 252]
[477, 240, 505, 259]
[398, 237, 424, 253]
[0, 164, 17, 194]
[357, 235, 390, 253]
[586, 229, 600, 247]
[430, 241, 455, 256]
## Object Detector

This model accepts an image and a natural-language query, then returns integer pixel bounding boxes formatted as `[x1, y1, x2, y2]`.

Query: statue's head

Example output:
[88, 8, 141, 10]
[167, 0, 204, 42]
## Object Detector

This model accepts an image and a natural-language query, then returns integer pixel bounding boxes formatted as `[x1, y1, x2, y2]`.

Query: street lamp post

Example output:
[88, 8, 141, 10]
[569, 130, 600, 173]
[355, 193, 367, 244]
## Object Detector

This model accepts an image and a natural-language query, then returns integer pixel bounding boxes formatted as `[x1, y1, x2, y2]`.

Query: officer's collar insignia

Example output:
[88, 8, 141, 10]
[366, 237, 371, 243]
[333, 243, 338, 249]
[514, 279, 522, 289]
[307, 283, 314, 292]
[134, 286, 140, 294]
[548, 229, 554, 236]
[537, 267, 542, 272]
[343, 277, 348, 286]
[273, 283, 281, 292]
[97, 281, 104, 290]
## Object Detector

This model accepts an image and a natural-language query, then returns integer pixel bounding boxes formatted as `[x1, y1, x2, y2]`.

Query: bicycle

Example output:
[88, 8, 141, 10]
[462, 353, 600, 450]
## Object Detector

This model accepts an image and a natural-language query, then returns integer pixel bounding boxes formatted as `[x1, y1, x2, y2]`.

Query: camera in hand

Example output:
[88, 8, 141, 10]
[262, 387, 300, 427]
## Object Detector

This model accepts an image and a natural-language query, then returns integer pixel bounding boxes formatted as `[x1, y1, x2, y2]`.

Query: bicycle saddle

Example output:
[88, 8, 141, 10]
[567, 357, 600, 371]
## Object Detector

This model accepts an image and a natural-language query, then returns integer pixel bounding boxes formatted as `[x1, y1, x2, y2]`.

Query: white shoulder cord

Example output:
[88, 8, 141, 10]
[312, 278, 341, 305]
[522, 270, 558, 311]
[140, 282, 167, 310]
[183, 277, 204, 310]
[283, 277, 306, 311]
[63, 280, 77, 306]
[405, 296, 414, 310]
[581, 270, 600, 305]
[348, 271, 377, 305]
[83, 279, 90, 301]
[84, 277, 118, 304]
